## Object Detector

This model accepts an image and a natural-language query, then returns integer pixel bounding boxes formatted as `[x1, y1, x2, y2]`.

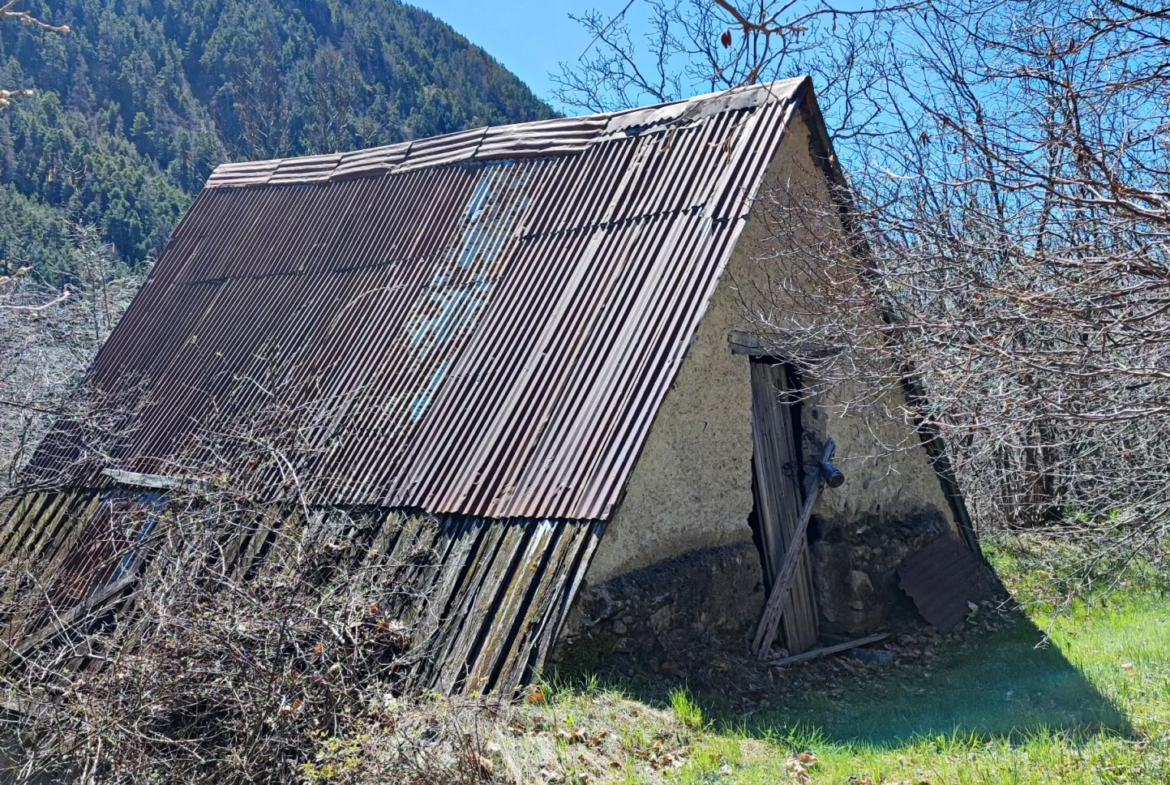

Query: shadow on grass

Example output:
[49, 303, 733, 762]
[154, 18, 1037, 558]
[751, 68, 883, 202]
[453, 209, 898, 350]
[740, 614, 1131, 747]
[556, 610, 1132, 749]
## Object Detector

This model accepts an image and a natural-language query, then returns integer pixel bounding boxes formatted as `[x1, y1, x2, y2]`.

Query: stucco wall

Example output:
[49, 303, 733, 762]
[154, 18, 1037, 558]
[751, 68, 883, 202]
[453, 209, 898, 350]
[572, 106, 962, 644]
[584, 234, 759, 586]
[728, 108, 961, 634]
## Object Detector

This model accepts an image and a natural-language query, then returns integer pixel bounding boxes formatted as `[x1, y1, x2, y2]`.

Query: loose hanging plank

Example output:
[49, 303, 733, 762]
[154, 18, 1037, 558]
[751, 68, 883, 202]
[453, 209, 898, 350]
[753, 439, 836, 659]
[750, 362, 818, 654]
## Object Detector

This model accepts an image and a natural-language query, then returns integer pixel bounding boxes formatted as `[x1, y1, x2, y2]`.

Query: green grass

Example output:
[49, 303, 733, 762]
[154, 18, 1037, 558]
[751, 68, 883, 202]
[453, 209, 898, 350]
[524, 545, 1170, 783]
[740, 613, 1129, 745]
[681, 589, 1169, 785]
[670, 688, 706, 730]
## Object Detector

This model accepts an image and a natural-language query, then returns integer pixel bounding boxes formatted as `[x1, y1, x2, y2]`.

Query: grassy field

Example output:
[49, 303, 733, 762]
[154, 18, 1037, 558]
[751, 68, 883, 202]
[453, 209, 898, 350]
[502, 541, 1170, 784]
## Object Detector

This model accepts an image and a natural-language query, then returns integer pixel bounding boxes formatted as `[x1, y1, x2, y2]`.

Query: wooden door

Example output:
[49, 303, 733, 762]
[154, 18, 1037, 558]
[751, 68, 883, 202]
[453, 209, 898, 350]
[750, 360, 819, 654]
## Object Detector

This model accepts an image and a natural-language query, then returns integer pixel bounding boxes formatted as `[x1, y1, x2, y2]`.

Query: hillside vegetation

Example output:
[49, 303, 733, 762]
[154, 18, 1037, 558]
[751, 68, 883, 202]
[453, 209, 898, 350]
[0, 0, 552, 281]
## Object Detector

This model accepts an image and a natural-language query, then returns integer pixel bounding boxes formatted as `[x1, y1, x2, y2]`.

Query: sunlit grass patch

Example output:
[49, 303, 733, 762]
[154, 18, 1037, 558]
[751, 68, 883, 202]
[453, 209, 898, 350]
[511, 553, 1169, 783]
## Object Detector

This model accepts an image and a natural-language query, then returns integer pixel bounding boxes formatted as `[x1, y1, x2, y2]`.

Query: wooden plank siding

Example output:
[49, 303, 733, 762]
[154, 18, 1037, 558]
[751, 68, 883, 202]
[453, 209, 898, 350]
[0, 490, 600, 697]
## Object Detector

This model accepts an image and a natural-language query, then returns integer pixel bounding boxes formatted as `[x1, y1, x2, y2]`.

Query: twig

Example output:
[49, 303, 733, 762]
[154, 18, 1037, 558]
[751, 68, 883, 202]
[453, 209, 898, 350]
[0, 400, 63, 415]
[0, 287, 71, 311]
[0, 1, 71, 33]
[580, 0, 638, 58]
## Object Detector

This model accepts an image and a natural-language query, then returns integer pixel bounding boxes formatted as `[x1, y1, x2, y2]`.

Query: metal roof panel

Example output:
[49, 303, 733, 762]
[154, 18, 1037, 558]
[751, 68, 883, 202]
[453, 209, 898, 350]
[31, 79, 811, 522]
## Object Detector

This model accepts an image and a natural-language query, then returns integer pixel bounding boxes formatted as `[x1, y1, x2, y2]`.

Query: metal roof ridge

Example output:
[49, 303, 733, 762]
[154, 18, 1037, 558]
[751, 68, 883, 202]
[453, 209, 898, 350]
[205, 78, 809, 189]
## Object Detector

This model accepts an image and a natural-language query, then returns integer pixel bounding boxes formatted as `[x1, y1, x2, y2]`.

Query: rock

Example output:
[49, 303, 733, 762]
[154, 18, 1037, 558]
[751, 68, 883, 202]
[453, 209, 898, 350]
[648, 605, 673, 634]
[614, 637, 636, 653]
[847, 647, 894, 666]
[612, 619, 628, 635]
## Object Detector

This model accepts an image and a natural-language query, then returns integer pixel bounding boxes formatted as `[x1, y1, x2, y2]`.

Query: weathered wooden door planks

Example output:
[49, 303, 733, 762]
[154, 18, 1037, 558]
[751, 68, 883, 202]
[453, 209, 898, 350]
[750, 360, 818, 654]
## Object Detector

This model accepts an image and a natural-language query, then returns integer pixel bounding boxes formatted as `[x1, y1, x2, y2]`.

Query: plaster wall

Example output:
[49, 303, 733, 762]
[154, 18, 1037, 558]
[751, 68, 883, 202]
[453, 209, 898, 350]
[574, 106, 963, 644]
[583, 227, 759, 587]
[728, 109, 962, 633]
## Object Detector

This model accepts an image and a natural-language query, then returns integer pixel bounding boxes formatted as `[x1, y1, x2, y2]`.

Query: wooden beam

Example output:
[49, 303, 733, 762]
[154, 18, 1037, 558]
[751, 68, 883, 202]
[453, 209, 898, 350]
[101, 468, 205, 491]
[768, 633, 889, 667]
[729, 332, 839, 359]
[729, 331, 770, 356]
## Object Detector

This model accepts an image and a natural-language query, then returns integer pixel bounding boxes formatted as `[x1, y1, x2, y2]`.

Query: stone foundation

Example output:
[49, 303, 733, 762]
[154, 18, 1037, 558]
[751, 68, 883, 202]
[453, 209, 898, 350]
[811, 508, 952, 638]
[556, 507, 959, 674]
[557, 540, 764, 669]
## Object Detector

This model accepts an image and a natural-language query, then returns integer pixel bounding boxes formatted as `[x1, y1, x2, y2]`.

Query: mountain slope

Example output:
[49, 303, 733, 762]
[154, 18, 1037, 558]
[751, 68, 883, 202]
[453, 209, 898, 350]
[0, 0, 553, 278]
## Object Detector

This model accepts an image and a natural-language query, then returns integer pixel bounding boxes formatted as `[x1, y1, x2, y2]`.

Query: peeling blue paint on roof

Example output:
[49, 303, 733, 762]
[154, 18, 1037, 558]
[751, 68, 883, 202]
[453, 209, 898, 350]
[411, 358, 452, 422]
[405, 161, 536, 422]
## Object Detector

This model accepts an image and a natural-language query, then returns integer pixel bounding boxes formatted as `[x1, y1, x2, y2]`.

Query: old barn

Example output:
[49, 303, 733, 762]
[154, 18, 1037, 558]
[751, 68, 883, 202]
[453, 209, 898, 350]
[1, 78, 978, 695]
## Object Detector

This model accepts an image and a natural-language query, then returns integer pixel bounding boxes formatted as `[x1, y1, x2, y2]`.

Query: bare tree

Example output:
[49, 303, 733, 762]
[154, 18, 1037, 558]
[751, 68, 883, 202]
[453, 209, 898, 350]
[1, 229, 138, 496]
[0, 1, 69, 108]
[552, 0, 915, 114]
[558, 0, 1170, 586]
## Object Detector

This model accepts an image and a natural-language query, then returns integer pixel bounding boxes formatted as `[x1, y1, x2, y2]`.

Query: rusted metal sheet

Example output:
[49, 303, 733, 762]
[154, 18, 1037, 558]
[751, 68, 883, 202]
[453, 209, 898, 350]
[202, 81, 802, 188]
[0, 491, 601, 696]
[897, 535, 990, 632]
[29, 79, 807, 525]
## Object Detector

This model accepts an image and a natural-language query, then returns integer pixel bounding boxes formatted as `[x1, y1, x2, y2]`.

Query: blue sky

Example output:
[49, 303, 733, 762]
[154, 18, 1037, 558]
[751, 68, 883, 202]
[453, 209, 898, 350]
[412, 0, 633, 109]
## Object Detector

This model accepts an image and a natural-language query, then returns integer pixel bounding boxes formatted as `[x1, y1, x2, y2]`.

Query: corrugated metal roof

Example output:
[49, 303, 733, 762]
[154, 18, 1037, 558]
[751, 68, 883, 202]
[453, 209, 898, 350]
[31, 78, 809, 522]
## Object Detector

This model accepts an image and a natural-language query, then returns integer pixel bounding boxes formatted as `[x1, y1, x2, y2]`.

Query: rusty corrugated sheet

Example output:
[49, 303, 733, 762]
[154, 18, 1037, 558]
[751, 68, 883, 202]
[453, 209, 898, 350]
[30, 78, 807, 522]
[897, 535, 991, 632]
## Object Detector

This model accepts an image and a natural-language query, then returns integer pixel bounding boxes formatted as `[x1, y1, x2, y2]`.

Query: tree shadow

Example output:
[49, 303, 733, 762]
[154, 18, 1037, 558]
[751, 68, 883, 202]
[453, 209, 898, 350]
[737, 614, 1131, 747]
[556, 609, 1132, 748]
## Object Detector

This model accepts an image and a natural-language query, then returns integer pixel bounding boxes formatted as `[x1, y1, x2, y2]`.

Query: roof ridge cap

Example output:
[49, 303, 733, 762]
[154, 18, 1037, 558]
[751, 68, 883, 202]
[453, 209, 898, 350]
[205, 77, 809, 188]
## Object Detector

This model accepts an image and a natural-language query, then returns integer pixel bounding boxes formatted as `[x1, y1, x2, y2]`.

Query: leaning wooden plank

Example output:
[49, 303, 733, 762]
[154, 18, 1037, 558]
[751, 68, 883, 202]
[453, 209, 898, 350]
[768, 633, 889, 668]
[0, 493, 99, 656]
[770, 366, 818, 652]
[436, 523, 529, 695]
[14, 573, 140, 658]
[0, 493, 47, 558]
[409, 518, 482, 669]
[393, 517, 475, 640]
[752, 476, 822, 658]
[463, 520, 557, 695]
[750, 363, 818, 654]
[26, 493, 103, 598]
[493, 521, 582, 694]
[364, 510, 404, 564]
[410, 520, 509, 691]
[784, 542, 819, 653]
[223, 507, 278, 582]
[7, 491, 69, 564]
[512, 522, 603, 696]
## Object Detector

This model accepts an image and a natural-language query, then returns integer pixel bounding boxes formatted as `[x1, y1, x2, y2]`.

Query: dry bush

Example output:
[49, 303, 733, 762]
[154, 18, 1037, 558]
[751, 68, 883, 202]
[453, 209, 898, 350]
[0, 228, 139, 496]
[0, 466, 502, 783]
